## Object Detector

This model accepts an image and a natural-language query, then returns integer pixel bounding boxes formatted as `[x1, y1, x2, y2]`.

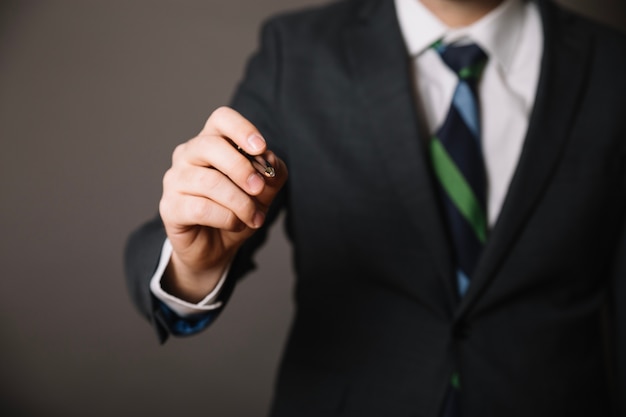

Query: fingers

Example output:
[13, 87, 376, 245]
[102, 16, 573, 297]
[176, 134, 266, 197]
[202, 106, 267, 156]
[160, 106, 287, 234]
[161, 164, 265, 231]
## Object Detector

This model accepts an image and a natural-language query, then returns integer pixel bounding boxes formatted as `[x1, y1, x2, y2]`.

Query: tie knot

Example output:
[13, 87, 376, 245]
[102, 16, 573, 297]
[433, 42, 488, 81]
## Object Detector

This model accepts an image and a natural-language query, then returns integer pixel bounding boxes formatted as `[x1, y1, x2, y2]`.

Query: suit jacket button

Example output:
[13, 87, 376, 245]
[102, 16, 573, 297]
[453, 321, 470, 340]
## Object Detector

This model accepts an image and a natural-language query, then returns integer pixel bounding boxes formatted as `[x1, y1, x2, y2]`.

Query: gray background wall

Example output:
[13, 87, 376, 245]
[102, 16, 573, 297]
[0, 1, 624, 416]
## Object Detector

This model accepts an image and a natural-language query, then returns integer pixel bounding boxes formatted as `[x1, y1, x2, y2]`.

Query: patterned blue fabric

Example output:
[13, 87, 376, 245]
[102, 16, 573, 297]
[157, 300, 218, 336]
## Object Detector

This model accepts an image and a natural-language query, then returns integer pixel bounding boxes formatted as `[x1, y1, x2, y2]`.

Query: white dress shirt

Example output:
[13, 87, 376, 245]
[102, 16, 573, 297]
[151, 0, 544, 317]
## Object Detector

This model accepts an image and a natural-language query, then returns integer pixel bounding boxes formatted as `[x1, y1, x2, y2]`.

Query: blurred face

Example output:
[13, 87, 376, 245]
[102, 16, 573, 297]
[421, 0, 504, 5]
[419, 0, 506, 26]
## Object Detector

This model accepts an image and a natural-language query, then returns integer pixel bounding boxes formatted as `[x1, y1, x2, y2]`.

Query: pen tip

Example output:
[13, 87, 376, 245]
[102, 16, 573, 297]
[264, 167, 276, 178]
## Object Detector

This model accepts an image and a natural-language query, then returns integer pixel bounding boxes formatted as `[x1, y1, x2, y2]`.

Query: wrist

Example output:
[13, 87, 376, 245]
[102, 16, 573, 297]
[161, 253, 230, 303]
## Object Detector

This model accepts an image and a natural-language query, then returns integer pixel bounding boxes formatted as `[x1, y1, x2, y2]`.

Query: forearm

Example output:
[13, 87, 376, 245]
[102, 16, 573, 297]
[150, 238, 229, 316]
[161, 249, 232, 304]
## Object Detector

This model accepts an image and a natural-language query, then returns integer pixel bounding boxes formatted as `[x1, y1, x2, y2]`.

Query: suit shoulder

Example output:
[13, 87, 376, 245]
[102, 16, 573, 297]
[549, 1, 626, 53]
[259, 0, 370, 42]
[543, 0, 626, 90]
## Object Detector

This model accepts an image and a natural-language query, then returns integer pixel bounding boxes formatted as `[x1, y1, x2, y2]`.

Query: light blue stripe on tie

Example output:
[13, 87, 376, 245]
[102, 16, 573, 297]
[456, 269, 471, 297]
[452, 81, 479, 140]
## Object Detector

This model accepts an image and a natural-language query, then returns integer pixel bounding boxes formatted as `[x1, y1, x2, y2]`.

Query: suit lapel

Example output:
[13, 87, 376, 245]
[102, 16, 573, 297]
[343, 0, 458, 314]
[457, 0, 592, 317]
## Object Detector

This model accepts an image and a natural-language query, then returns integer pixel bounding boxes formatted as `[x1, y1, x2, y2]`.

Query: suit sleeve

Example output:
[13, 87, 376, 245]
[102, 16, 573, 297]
[123, 19, 288, 343]
[610, 164, 626, 415]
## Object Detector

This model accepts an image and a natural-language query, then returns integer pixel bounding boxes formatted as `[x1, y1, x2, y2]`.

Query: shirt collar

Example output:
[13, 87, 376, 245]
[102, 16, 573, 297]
[395, 0, 526, 72]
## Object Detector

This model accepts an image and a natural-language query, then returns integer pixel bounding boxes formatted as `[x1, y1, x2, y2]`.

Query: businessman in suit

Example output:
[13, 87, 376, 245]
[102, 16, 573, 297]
[125, 0, 626, 415]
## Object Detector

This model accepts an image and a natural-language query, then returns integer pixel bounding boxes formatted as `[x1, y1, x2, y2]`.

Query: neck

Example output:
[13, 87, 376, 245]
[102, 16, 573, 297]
[419, 0, 505, 27]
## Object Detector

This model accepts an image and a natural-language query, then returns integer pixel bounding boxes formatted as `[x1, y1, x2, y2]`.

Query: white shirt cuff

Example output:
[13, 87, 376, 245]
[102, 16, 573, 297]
[149, 239, 229, 317]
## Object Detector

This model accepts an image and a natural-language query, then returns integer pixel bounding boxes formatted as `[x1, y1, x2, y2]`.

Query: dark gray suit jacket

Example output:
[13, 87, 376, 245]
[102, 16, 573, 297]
[125, 0, 626, 415]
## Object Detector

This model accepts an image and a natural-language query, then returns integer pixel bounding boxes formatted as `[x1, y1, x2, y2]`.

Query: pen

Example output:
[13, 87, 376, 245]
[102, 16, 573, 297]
[230, 140, 276, 178]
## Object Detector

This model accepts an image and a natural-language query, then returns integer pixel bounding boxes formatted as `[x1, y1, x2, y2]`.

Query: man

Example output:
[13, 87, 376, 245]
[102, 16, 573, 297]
[125, 0, 626, 415]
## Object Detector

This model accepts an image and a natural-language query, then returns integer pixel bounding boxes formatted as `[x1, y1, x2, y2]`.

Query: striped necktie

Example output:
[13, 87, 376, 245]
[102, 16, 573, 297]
[429, 41, 488, 417]
[430, 41, 488, 298]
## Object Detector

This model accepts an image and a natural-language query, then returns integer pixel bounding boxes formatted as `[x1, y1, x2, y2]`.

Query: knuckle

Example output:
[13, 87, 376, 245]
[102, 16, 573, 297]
[190, 166, 207, 185]
[162, 168, 175, 187]
[162, 167, 187, 194]
[195, 134, 211, 147]
[158, 196, 173, 220]
[210, 106, 231, 121]
[187, 198, 209, 222]
[172, 142, 186, 162]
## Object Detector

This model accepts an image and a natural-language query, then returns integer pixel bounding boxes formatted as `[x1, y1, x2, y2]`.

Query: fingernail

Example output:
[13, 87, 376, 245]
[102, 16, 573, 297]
[247, 173, 264, 193]
[252, 211, 265, 228]
[247, 134, 266, 152]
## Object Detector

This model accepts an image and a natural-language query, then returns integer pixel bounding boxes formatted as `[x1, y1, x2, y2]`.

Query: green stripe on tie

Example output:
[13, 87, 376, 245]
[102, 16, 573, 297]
[430, 137, 487, 243]
[431, 39, 444, 51]
[458, 60, 486, 80]
[451, 372, 461, 389]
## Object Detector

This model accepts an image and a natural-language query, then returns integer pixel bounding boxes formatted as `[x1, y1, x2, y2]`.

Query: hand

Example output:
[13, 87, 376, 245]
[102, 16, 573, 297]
[158, 106, 288, 302]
